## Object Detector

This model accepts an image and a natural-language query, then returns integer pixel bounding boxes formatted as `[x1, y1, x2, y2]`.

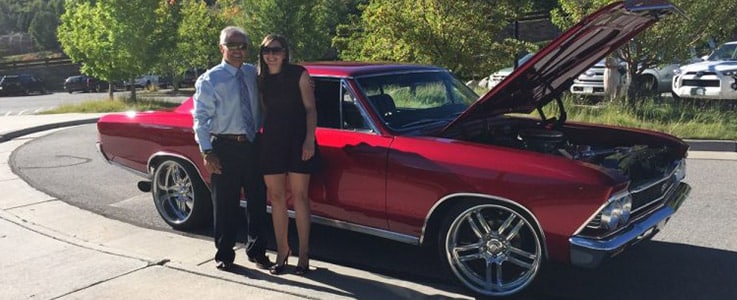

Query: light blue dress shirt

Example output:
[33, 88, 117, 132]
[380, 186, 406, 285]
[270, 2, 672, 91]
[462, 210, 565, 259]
[192, 61, 261, 152]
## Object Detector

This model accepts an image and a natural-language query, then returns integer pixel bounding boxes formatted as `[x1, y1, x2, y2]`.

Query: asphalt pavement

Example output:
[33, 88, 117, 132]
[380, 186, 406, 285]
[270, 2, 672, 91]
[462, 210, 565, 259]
[1, 113, 735, 300]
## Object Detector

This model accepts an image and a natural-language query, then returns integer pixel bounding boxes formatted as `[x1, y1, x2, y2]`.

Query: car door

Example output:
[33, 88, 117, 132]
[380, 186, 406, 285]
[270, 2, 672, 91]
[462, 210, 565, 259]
[310, 78, 392, 230]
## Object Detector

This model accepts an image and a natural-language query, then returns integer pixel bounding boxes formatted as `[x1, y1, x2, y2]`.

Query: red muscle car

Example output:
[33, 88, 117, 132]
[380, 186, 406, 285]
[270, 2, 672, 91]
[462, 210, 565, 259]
[97, 1, 689, 296]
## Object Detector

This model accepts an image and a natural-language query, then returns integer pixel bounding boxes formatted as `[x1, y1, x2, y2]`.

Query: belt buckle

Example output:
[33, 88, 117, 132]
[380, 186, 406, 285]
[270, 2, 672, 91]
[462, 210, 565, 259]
[236, 135, 246, 142]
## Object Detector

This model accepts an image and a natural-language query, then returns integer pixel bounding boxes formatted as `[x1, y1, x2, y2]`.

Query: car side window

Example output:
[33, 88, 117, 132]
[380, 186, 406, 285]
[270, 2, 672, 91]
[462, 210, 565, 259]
[313, 78, 372, 132]
[341, 88, 370, 131]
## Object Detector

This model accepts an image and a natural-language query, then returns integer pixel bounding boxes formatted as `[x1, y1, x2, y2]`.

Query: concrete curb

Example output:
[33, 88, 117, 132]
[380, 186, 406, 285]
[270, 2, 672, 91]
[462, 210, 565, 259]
[0, 117, 100, 143]
[683, 139, 737, 152]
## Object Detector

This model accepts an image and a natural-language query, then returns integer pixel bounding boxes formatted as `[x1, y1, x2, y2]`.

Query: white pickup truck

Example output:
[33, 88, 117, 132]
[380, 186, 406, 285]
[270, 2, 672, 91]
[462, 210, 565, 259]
[672, 41, 737, 100]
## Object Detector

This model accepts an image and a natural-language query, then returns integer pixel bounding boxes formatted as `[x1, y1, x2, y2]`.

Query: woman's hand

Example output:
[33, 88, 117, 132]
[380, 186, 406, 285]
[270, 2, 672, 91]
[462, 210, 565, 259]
[301, 141, 315, 161]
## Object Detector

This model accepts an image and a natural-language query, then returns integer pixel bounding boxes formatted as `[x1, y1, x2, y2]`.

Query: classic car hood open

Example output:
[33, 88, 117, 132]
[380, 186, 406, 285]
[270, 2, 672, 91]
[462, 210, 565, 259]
[444, 0, 681, 133]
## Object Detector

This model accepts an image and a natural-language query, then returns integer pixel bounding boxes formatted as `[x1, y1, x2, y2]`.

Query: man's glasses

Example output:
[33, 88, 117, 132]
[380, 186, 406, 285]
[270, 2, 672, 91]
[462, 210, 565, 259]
[261, 46, 285, 54]
[222, 43, 247, 50]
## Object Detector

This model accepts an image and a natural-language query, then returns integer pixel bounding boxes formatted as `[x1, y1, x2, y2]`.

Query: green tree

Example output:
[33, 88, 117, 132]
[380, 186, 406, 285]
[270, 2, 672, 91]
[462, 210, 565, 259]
[29, 10, 60, 51]
[58, 0, 161, 101]
[152, 0, 226, 90]
[332, 0, 538, 79]
[237, 0, 351, 62]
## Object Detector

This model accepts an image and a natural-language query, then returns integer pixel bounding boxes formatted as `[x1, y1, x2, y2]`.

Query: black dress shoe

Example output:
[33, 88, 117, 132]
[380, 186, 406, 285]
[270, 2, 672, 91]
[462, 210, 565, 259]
[215, 260, 232, 270]
[248, 255, 275, 270]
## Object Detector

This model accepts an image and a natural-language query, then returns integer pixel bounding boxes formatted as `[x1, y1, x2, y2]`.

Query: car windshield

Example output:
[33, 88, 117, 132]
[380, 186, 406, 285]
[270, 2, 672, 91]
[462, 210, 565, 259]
[1, 76, 19, 84]
[707, 43, 737, 61]
[355, 70, 478, 132]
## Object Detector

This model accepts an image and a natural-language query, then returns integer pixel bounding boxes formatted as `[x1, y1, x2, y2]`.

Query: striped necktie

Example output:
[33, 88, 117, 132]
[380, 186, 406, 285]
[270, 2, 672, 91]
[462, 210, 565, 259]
[236, 68, 256, 141]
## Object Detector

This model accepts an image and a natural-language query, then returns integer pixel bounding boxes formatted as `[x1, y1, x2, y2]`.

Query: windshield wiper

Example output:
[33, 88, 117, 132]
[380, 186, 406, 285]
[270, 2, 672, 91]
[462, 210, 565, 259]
[400, 118, 450, 128]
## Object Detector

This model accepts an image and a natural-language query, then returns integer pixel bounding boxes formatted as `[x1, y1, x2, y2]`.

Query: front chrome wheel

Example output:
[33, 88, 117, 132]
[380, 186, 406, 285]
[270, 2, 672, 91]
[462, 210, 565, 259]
[152, 159, 210, 230]
[442, 203, 543, 297]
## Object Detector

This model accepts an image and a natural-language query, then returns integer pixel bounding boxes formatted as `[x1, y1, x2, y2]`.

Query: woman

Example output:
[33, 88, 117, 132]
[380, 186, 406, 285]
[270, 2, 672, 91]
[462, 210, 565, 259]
[257, 34, 318, 275]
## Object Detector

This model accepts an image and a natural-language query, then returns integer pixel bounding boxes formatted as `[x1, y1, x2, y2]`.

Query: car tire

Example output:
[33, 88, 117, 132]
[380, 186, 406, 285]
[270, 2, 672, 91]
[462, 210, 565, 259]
[439, 201, 543, 297]
[152, 158, 212, 230]
[636, 75, 658, 97]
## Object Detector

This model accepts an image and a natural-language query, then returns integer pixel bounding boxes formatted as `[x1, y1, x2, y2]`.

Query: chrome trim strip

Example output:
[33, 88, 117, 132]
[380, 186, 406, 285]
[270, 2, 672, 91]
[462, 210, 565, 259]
[340, 79, 381, 134]
[97, 142, 151, 178]
[147, 151, 206, 182]
[419, 193, 547, 256]
[240, 200, 420, 245]
[109, 160, 150, 179]
[353, 69, 446, 79]
[95, 142, 111, 164]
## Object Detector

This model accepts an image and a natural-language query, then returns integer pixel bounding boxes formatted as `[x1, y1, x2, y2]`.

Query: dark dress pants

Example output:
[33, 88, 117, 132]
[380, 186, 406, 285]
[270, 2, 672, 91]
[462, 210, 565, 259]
[210, 135, 268, 264]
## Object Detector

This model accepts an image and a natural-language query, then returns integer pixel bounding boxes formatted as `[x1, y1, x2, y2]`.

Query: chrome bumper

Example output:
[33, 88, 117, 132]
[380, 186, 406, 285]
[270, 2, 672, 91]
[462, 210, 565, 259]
[569, 182, 691, 268]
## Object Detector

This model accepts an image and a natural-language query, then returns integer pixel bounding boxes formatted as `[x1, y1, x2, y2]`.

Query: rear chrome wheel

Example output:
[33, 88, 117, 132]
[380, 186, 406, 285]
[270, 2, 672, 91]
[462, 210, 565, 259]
[441, 203, 543, 297]
[152, 159, 211, 230]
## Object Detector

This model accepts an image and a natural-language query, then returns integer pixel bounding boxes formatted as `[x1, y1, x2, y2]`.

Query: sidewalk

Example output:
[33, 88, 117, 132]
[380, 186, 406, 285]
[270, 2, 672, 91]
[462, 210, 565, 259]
[0, 114, 471, 300]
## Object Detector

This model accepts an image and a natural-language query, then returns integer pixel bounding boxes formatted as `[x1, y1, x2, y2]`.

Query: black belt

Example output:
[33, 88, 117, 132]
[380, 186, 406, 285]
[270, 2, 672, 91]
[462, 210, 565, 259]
[213, 134, 250, 142]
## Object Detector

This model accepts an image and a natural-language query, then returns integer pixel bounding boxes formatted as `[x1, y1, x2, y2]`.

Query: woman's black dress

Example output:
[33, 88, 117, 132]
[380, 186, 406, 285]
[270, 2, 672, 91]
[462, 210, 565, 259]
[260, 63, 318, 175]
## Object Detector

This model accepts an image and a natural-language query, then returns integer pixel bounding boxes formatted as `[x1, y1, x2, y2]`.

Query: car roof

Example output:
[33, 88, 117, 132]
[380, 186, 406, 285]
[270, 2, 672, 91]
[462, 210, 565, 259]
[302, 62, 445, 78]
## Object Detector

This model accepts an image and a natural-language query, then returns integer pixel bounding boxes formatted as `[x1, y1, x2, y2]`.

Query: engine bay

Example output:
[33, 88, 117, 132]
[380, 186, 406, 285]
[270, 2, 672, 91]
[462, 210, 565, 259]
[452, 118, 679, 187]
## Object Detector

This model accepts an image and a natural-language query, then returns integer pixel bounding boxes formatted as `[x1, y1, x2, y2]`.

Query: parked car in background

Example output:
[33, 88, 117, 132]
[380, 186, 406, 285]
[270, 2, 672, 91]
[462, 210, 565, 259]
[0, 74, 46, 96]
[124, 74, 161, 90]
[179, 68, 206, 88]
[570, 59, 608, 98]
[571, 59, 678, 99]
[63, 75, 107, 93]
[672, 41, 737, 100]
[96, 2, 687, 297]
[635, 63, 680, 96]
[484, 53, 535, 89]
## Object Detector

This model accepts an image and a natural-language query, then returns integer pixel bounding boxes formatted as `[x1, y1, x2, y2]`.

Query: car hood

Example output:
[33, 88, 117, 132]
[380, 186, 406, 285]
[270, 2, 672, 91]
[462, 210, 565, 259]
[443, 0, 681, 133]
[679, 60, 737, 72]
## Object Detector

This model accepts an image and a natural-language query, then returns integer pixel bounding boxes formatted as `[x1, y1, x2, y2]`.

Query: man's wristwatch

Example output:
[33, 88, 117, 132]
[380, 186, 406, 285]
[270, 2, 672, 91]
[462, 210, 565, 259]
[202, 149, 213, 157]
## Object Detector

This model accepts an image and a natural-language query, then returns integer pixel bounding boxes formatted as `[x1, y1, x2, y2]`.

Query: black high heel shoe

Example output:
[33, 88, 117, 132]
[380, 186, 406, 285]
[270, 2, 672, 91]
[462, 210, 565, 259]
[294, 264, 310, 275]
[269, 249, 291, 275]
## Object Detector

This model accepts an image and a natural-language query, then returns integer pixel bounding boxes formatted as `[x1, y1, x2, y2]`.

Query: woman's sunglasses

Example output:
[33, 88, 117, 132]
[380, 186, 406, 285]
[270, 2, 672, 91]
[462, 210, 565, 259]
[261, 47, 285, 54]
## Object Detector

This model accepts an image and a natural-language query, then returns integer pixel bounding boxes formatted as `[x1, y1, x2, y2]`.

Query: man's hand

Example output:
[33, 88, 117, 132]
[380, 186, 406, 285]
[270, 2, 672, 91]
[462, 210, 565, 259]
[203, 153, 222, 174]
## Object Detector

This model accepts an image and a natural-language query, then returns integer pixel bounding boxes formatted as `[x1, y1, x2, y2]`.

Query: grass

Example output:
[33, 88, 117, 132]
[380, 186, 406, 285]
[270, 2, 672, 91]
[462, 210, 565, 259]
[39, 94, 182, 114]
[543, 95, 737, 140]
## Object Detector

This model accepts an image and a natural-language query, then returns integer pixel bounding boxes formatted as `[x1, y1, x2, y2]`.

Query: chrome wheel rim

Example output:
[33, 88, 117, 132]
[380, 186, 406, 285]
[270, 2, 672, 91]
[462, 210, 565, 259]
[153, 161, 195, 225]
[445, 204, 542, 296]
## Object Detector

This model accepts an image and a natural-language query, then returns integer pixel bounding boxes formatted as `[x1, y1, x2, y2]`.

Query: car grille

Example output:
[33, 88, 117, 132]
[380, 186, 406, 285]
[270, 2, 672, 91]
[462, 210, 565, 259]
[630, 175, 677, 215]
[682, 79, 720, 87]
[685, 71, 717, 76]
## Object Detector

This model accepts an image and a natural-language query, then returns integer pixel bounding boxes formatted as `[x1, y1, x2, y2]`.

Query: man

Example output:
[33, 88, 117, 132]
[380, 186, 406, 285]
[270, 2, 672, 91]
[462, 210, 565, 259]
[192, 26, 273, 271]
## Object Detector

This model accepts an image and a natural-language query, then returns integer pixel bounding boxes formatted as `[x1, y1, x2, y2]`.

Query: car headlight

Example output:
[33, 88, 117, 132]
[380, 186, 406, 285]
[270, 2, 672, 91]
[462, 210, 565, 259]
[673, 68, 683, 76]
[673, 159, 686, 181]
[723, 70, 737, 77]
[600, 193, 633, 230]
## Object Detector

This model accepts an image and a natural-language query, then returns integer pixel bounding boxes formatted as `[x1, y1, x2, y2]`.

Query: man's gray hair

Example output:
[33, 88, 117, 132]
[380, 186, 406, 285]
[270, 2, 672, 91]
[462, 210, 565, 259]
[219, 26, 250, 45]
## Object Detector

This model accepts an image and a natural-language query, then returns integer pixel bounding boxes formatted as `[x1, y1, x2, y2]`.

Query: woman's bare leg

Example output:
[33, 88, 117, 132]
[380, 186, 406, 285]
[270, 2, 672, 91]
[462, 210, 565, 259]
[289, 172, 311, 267]
[264, 174, 290, 264]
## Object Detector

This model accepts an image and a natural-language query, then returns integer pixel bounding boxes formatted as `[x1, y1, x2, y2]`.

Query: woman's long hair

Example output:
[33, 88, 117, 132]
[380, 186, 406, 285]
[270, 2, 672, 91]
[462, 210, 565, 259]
[257, 34, 290, 82]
